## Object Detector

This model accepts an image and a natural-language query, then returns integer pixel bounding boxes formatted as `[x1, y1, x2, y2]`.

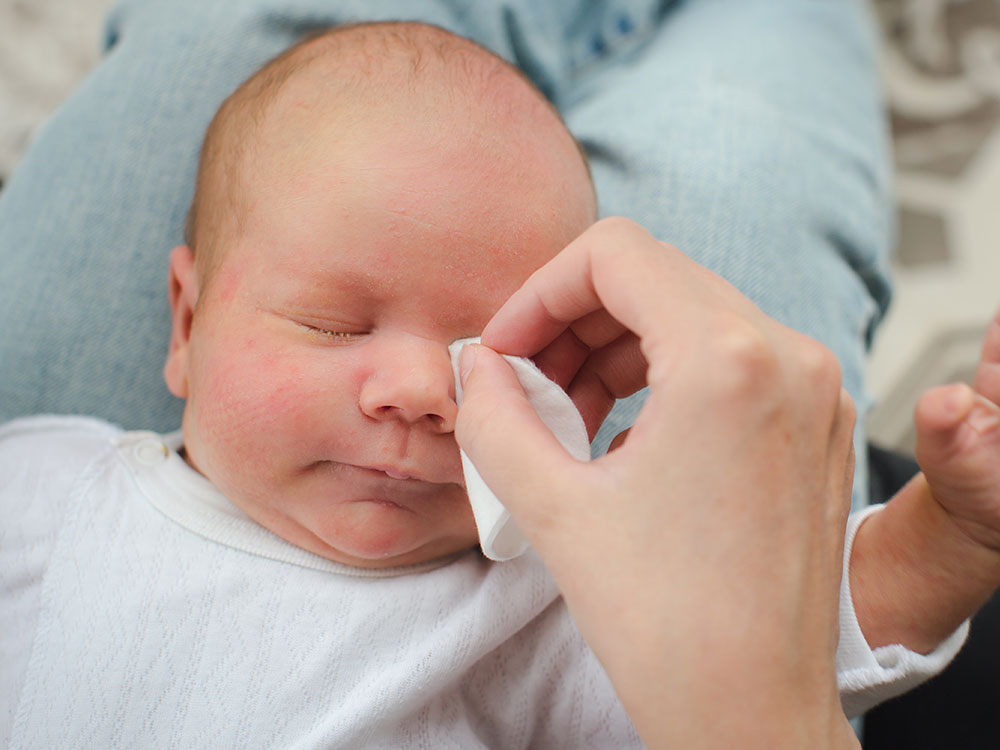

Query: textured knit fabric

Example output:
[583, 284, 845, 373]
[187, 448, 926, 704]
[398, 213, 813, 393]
[0, 417, 639, 749]
[1, 416, 965, 748]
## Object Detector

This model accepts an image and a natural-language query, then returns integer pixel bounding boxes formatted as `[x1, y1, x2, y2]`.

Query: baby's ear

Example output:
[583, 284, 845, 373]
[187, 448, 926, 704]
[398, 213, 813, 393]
[163, 245, 200, 398]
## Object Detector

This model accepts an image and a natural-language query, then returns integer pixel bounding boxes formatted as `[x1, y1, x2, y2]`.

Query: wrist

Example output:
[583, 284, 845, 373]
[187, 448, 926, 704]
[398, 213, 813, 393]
[851, 474, 1000, 653]
[938, 500, 1000, 557]
[921, 476, 1000, 583]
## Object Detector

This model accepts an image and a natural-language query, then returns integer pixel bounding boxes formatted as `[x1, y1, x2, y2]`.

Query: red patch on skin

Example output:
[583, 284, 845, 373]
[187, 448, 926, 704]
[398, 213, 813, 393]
[372, 248, 395, 271]
[209, 264, 242, 307]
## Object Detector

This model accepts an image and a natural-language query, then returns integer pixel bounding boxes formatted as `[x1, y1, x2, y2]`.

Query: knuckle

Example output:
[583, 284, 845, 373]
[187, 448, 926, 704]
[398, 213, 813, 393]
[592, 215, 644, 238]
[588, 217, 654, 260]
[798, 338, 841, 385]
[707, 316, 779, 396]
[587, 216, 665, 282]
[795, 339, 844, 411]
[839, 387, 858, 428]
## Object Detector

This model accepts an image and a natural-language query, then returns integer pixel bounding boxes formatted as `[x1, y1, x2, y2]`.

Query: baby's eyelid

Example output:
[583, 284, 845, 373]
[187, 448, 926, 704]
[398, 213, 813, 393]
[300, 323, 367, 342]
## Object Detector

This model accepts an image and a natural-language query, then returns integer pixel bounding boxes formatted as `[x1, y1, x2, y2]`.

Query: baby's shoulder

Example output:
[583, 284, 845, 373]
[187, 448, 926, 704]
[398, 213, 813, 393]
[0, 417, 125, 567]
[0, 413, 121, 447]
[0, 414, 122, 477]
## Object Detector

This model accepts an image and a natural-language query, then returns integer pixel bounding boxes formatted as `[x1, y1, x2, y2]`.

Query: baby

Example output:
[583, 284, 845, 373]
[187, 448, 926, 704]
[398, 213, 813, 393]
[2, 21, 999, 748]
[163, 22, 594, 569]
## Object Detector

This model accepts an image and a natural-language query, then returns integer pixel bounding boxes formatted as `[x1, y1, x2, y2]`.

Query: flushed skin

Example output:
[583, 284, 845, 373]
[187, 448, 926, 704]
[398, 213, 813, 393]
[164, 29, 596, 568]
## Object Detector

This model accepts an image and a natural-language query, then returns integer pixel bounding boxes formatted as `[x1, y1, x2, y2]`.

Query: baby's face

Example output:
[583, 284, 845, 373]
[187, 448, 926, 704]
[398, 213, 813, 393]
[170, 102, 594, 568]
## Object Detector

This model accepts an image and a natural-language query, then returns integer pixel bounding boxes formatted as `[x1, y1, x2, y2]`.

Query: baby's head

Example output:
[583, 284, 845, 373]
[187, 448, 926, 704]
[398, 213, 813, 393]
[164, 22, 597, 568]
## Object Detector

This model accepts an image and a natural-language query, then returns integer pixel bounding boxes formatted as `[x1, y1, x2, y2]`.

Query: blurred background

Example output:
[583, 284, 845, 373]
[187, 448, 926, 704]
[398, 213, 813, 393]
[2, 0, 999, 745]
[1, 0, 999, 454]
[868, 0, 1000, 454]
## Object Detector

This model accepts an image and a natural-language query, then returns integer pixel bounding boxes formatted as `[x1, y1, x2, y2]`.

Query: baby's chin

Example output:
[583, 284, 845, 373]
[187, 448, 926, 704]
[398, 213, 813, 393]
[284, 500, 481, 569]
[310, 533, 481, 570]
[333, 541, 480, 569]
[181, 443, 478, 568]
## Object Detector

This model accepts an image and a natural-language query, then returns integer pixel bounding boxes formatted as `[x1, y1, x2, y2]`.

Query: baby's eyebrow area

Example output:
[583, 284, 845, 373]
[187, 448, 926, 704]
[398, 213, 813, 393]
[272, 263, 388, 301]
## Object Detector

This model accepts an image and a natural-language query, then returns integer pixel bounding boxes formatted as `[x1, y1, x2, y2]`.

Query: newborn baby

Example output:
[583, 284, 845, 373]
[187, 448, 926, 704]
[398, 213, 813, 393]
[166, 22, 596, 568]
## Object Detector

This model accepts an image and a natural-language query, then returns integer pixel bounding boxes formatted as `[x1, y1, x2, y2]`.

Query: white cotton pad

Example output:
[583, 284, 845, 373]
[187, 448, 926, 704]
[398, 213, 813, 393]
[449, 337, 591, 561]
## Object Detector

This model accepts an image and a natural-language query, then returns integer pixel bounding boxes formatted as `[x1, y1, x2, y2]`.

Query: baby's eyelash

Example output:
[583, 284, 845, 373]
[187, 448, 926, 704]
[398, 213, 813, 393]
[304, 325, 359, 343]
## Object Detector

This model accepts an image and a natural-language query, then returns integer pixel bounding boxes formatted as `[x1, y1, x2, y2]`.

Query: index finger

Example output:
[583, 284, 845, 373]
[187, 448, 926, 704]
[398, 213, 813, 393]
[481, 217, 718, 359]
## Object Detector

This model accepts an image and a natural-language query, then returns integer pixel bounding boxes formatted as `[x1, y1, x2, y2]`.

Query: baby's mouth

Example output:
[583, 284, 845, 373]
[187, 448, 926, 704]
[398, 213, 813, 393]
[310, 456, 462, 486]
[369, 465, 421, 481]
[334, 462, 448, 490]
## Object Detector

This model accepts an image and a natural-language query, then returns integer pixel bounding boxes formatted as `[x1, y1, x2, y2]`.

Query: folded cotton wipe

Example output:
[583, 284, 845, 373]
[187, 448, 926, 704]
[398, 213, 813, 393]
[449, 337, 591, 561]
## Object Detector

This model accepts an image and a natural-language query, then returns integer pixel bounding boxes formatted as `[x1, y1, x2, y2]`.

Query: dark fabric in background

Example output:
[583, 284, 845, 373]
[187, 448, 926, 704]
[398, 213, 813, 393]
[864, 444, 1000, 749]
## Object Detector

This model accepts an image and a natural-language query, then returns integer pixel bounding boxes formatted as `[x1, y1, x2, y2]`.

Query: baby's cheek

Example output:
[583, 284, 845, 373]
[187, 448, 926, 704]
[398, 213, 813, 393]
[214, 345, 361, 455]
[195, 346, 303, 465]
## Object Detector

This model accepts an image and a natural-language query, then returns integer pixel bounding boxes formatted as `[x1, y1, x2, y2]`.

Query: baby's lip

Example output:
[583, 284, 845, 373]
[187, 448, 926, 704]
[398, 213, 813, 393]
[358, 463, 440, 484]
[368, 464, 421, 481]
[314, 454, 463, 486]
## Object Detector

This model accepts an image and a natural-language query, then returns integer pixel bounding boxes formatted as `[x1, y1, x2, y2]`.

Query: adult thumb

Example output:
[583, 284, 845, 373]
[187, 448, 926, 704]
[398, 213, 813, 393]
[455, 344, 586, 521]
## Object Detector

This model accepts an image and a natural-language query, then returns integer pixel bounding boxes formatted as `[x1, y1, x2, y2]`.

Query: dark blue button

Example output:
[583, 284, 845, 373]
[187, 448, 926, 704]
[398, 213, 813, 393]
[617, 14, 634, 34]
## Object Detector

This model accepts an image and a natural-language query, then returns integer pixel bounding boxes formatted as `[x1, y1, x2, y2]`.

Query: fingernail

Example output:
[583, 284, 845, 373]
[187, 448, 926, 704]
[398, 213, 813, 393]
[459, 344, 477, 384]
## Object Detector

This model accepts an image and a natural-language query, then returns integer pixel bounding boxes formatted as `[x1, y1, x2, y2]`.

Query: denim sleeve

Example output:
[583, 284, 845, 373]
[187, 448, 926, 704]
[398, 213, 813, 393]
[570, 1, 894, 511]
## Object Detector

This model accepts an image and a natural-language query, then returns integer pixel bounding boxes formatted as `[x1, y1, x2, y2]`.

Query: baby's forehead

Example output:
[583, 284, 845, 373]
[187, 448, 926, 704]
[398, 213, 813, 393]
[264, 40, 558, 140]
[243, 60, 586, 210]
[192, 24, 596, 280]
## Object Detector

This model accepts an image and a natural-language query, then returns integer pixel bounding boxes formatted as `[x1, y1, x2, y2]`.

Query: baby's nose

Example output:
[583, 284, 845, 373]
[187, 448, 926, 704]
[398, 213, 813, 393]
[358, 337, 458, 433]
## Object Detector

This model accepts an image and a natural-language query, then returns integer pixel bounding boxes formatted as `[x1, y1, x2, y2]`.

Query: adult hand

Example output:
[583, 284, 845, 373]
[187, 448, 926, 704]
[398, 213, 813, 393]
[455, 218, 859, 749]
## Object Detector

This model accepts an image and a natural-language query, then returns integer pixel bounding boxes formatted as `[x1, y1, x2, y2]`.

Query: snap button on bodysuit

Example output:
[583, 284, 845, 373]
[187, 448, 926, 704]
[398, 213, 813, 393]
[133, 438, 169, 466]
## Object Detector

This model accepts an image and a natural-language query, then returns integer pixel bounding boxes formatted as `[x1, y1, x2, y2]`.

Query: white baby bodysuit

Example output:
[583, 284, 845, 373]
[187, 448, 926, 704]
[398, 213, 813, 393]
[0, 415, 971, 750]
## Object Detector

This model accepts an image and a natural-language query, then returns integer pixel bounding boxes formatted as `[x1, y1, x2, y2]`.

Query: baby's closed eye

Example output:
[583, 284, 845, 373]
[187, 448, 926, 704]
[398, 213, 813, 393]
[300, 323, 366, 344]
[270, 307, 370, 344]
